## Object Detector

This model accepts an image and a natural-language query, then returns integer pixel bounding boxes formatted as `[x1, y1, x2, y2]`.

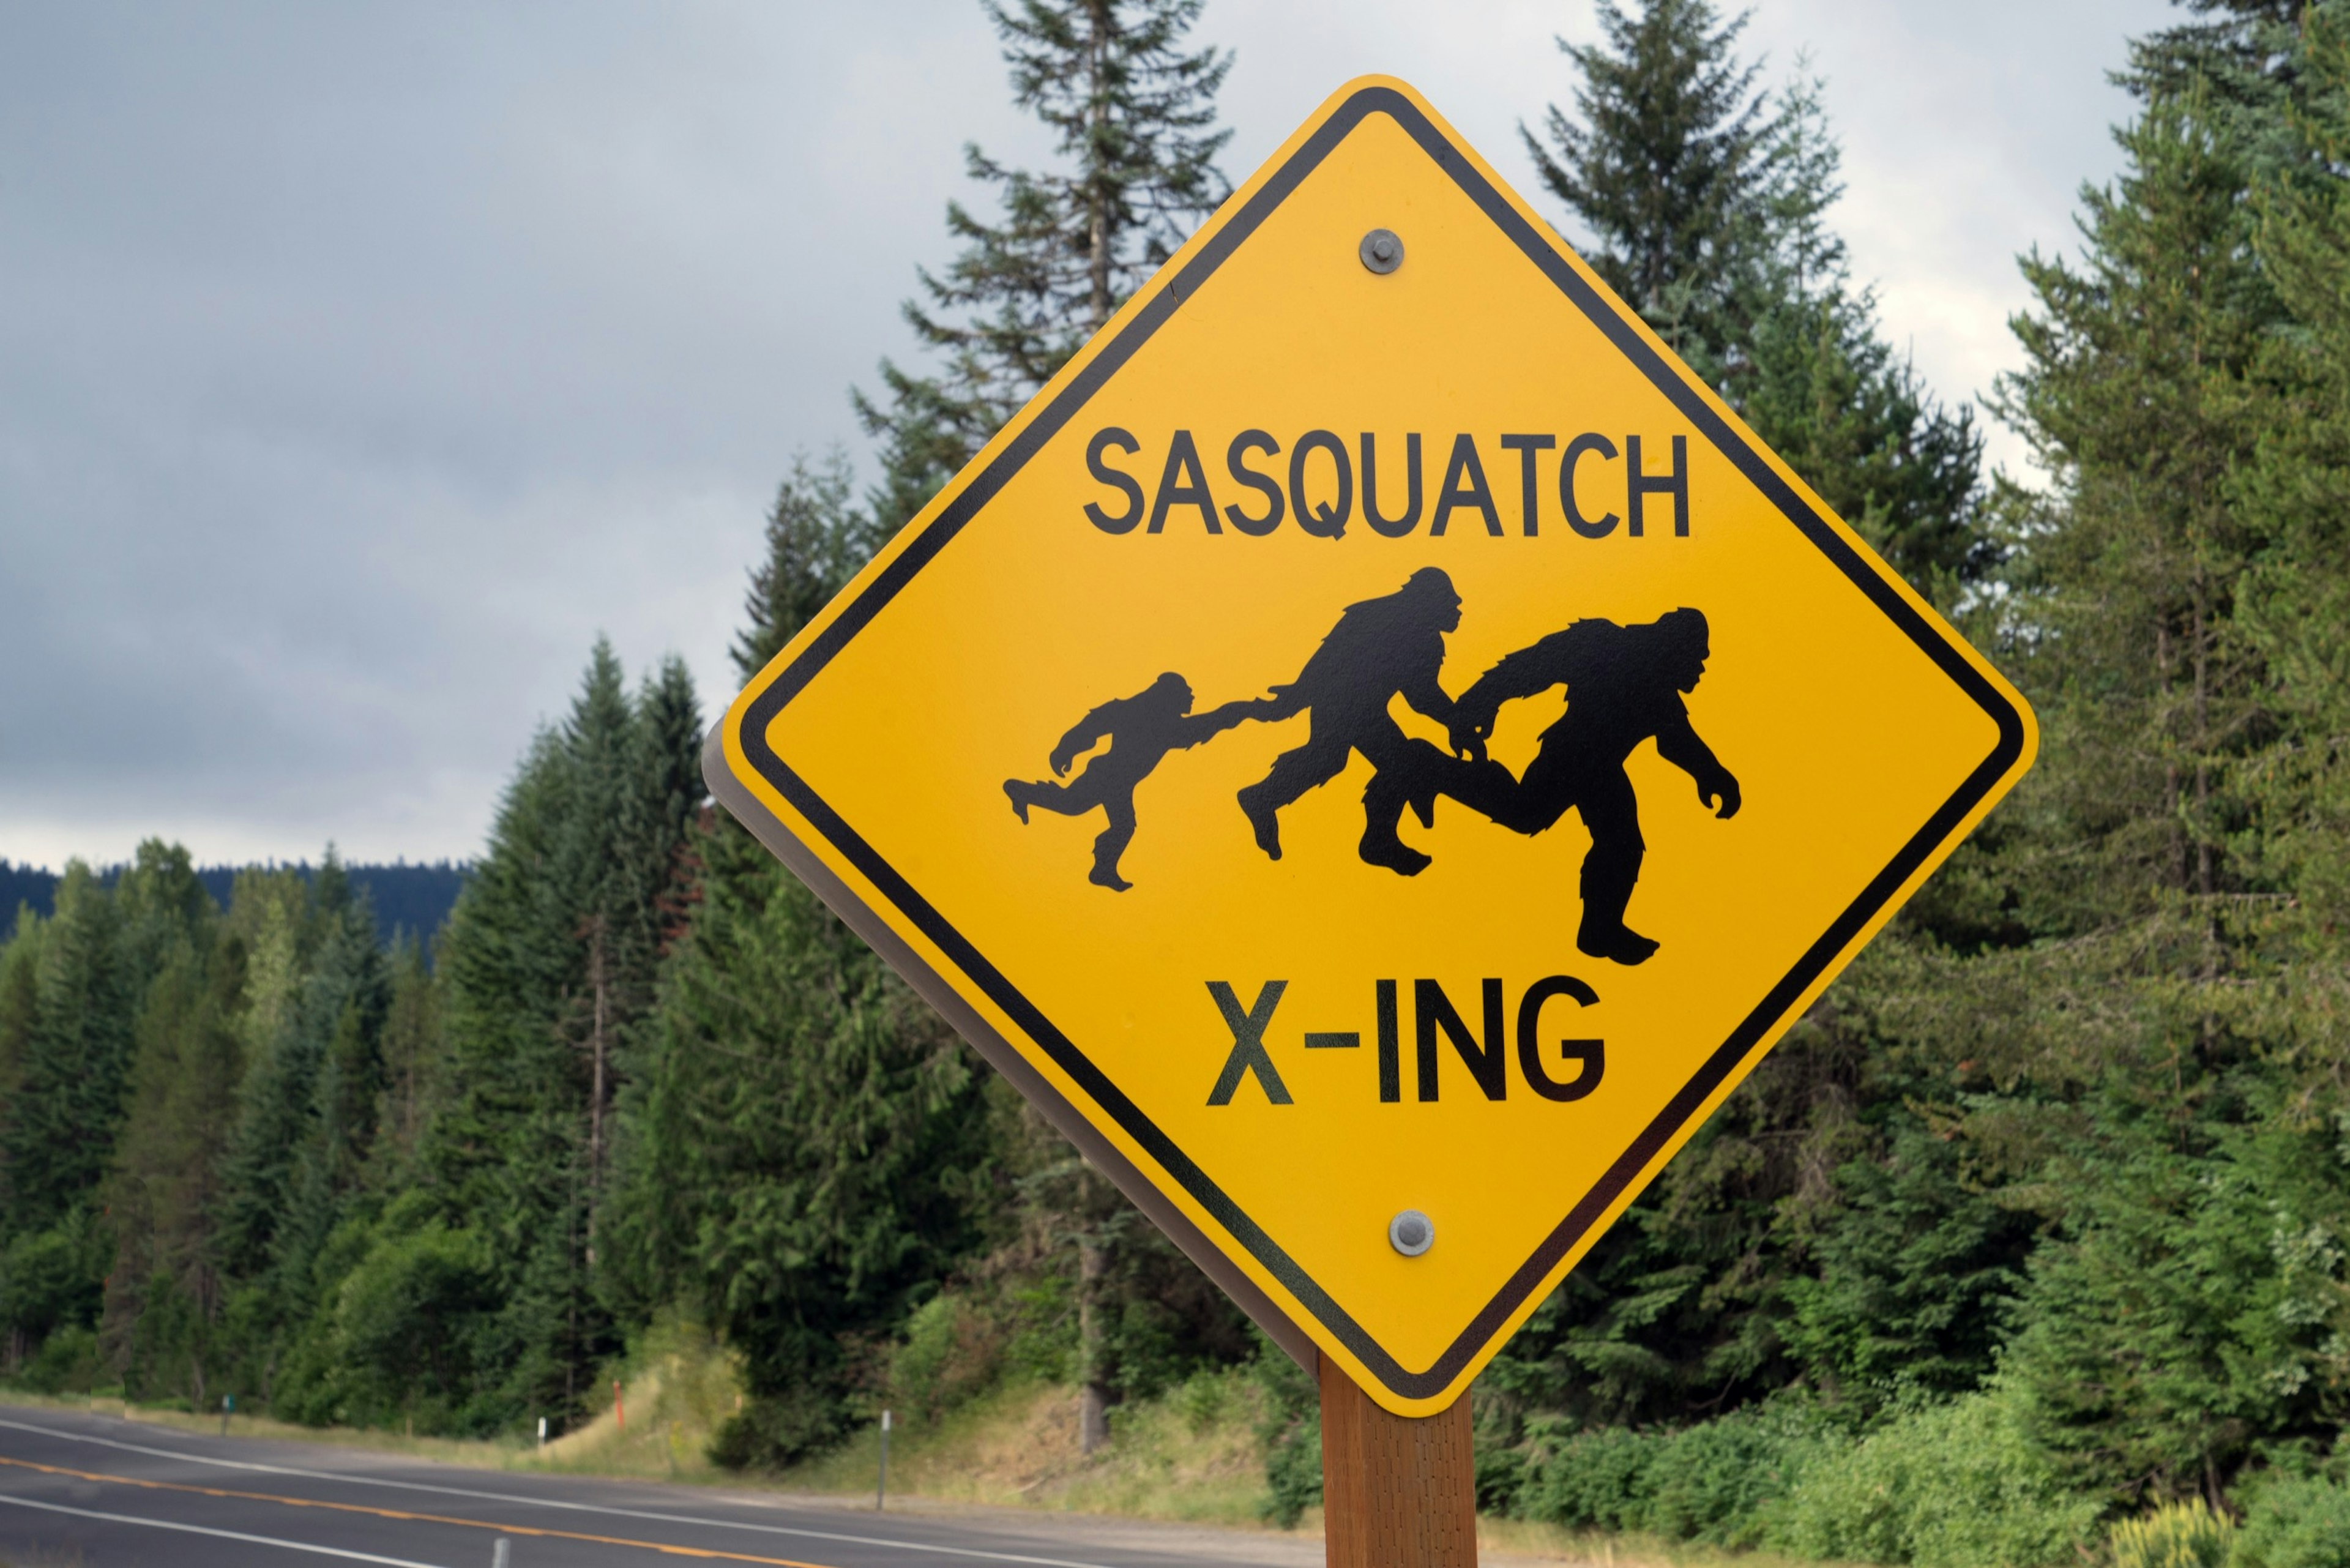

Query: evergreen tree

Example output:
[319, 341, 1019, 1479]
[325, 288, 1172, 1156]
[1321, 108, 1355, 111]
[274, 864, 391, 1299]
[420, 638, 701, 1427]
[0, 906, 43, 1217]
[1972, 1, 2350, 1507]
[1892, 7, 2327, 1507]
[1524, 0, 1773, 375]
[856, 0, 1231, 529]
[2, 862, 135, 1237]
[212, 868, 318, 1280]
[0, 908, 47, 1373]
[733, 453, 881, 679]
[1526, 5, 1988, 601]
[612, 815, 994, 1466]
[102, 924, 244, 1406]
[371, 935, 442, 1181]
[2237, 1, 2350, 930]
[608, 439, 1001, 1462]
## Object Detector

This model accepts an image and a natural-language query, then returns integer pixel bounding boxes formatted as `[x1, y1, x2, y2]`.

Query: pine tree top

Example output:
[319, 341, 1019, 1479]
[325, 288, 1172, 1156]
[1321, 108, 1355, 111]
[1524, 0, 1774, 359]
[857, 0, 1233, 530]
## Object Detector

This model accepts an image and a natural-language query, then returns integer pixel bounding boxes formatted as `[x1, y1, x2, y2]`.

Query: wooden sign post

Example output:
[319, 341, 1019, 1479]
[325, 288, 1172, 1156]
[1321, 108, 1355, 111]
[1321, 1363, 1477, 1568]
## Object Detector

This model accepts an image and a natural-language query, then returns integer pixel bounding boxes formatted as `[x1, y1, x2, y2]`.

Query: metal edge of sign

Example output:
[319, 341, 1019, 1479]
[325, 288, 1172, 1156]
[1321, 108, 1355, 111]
[709, 78, 2036, 1411]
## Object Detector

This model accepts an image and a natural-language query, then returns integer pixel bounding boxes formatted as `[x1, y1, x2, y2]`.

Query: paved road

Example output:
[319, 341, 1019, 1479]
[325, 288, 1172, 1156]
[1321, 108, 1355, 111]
[0, 1406, 1313, 1568]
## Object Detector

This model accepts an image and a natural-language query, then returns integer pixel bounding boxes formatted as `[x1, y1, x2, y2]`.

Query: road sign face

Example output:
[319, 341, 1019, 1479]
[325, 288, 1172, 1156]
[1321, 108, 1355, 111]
[707, 77, 2035, 1416]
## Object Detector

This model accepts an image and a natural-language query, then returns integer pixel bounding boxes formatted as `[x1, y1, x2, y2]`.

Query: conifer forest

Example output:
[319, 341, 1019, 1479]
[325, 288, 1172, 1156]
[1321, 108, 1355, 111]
[15, 1, 2350, 1562]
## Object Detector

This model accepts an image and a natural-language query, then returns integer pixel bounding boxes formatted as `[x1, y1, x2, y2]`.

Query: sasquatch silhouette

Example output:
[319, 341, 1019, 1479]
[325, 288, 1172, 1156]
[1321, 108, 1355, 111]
[1236, 566, 1466, 876]
[1365, 607, 1739, 965]
[1006, 673, 1266, 890]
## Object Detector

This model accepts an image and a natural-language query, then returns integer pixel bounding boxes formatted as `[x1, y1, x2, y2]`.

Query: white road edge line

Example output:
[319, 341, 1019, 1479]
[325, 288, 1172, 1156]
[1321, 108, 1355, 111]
[0, 1488, 452, 1566]
[0, 1417, 1119, 1568]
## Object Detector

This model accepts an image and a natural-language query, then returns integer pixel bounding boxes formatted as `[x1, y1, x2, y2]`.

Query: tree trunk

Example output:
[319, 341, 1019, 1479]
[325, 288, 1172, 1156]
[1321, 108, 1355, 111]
[586, 916, 609, 1269]
[2192, 572, 2215, 902]
[2157, 618, 2186, 887]
[1086, 0, 1112, 333]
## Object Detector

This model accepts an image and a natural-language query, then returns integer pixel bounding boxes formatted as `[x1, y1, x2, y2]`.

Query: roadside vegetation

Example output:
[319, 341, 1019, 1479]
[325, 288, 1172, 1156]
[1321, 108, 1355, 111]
[16, 2, 2350, 1567]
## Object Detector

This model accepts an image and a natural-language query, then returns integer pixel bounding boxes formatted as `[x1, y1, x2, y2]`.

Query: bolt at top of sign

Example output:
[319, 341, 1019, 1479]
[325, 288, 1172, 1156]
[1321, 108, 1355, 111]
[707, 77, 2034, 1417]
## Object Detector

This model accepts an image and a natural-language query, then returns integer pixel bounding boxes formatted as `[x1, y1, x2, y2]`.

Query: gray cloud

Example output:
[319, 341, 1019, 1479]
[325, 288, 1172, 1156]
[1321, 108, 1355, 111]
[1, 0, 2173, 868]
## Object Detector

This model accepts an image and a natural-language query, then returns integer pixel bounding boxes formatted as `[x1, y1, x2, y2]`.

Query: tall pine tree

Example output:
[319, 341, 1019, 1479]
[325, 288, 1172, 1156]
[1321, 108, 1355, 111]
[608, 459, 999, 1465]
[419, 638, 701, 1428]
[849, 0, 1245, 1451]
[856, 0, 1231, 531]
[1526, 1, 1987, 601]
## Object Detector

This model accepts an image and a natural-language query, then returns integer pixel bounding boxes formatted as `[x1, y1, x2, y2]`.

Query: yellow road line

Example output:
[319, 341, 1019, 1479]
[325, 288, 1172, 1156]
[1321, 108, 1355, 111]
[0, 1454, 838, 1566]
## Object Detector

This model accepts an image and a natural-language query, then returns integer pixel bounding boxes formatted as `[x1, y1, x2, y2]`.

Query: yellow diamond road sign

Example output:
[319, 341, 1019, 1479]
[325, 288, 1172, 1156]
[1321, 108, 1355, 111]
[708, 77, 2036, 1416]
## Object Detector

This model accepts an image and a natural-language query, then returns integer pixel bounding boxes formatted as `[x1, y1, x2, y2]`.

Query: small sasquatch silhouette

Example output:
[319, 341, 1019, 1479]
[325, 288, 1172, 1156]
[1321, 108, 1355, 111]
[1361, 607, 1739, 965]
[1235, 566, 1466, 876]
[1004, 672, 1267, 890]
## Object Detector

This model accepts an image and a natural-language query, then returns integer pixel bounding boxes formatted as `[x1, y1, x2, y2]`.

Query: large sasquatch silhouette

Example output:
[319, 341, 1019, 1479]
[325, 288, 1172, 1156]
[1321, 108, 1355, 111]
[1236, 567, 1466, 876]
[1364, 607, 1739, 965]
[1005, 673, 1265, 890]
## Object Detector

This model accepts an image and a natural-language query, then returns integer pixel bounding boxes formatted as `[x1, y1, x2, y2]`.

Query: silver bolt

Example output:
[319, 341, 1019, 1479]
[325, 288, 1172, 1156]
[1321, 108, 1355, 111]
[1359, 228, 1404, 275]
[1389, 1209, 1434, 1256]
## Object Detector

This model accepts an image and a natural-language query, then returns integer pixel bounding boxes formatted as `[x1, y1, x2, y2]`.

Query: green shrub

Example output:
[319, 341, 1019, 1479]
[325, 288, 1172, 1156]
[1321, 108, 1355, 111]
[0, 1220, 103, 1350]
[1253, 1337, 1320, 1528]
[1259, 1403, 1321, 1529]
[269, 1214, 500, 1433]
[1518, 1421, 1666, 1533]
[2110, 1499, 2233, 1568]
[709, 1384, 849, 1471]
[18, 1325, 102, 1394]
[1515, 1404, 1827, 1544]
[887, 1293, 1001, 1422]
[1474, 1441, 1528, 1515]
[1769, 1389, 2100, 1568]
[2232, 1478, 2350, 1568]
[1644, 1407, 1827, 1547]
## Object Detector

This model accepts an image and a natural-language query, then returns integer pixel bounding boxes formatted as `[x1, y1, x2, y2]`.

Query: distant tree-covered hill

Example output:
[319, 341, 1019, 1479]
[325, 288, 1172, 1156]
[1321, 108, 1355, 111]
[0, 856, 467, 943]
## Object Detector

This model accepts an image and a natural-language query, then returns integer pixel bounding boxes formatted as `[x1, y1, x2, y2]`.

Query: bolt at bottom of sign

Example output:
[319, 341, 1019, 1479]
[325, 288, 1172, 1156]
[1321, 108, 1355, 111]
[1389, 1210, 1434, 1256]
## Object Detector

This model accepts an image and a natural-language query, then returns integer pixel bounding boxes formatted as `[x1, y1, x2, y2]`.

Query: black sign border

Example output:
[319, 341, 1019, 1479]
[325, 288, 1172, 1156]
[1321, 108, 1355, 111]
[723, 84, 2030, 1402]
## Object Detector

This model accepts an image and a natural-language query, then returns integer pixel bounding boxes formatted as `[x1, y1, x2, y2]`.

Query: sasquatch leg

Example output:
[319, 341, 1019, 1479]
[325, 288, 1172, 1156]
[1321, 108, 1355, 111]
[1238, 725, 1352, 860]
[1007, 771, 1108, 823]
[1574, 770, 1655, 965]
[1357, 744, 1438, 877]
[1089, 795, 1139, 891]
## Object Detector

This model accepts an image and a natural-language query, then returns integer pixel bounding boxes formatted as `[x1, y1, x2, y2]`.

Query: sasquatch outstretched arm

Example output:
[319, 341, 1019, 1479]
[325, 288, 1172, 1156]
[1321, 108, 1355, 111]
[1657, 709, 1740, 818]
[1172, 696, 1277, 749]
[1450, 631, 1575, 755]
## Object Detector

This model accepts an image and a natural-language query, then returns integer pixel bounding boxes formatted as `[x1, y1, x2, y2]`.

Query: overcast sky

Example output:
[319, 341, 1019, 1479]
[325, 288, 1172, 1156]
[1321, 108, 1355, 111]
[2, 0, 2176, 872]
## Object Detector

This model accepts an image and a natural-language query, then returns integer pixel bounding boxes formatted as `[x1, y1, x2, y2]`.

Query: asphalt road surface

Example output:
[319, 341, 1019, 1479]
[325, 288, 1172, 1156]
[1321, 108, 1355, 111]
[0, 1405, 1313, 1568]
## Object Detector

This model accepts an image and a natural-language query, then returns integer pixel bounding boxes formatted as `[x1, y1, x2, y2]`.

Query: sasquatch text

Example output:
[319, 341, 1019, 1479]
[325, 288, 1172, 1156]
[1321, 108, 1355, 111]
[1083, 428, 1692, 540]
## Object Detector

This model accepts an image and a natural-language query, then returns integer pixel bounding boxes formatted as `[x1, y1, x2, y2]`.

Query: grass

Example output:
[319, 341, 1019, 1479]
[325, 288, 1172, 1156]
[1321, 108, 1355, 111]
[0, 1386, 535, 1469]
[0, 1317, 742, 1484]
[1471, 1519, 1873, 1568]
[783, 1368, 1273, 1526]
